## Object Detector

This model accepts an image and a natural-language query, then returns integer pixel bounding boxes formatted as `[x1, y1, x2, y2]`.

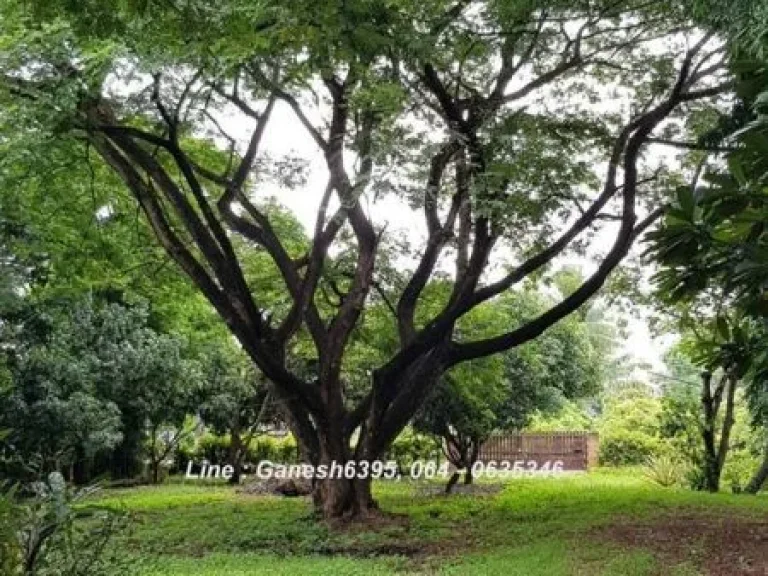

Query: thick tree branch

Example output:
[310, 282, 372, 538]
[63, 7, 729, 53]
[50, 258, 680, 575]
[446, 39, 719, 364]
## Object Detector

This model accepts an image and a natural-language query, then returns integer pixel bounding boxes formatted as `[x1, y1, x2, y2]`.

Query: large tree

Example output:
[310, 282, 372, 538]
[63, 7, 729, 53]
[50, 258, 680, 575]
[0, 1, 731, 517]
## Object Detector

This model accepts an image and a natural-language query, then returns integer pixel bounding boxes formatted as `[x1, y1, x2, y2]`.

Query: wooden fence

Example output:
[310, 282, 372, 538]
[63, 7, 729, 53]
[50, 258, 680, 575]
[477, 432, 599, 471]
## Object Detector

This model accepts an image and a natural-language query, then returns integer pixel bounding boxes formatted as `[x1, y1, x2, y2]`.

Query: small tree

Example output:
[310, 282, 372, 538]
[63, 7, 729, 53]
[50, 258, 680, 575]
[675, 317, 754, 492]
[416, 286, 604, 492]
[647, 175, 767, 491]
[743, 340, 768, 494]
[198, 345, 276, 484]
[135, 330, 199, 484]
[415, 371, 504, 493]
[0, 301, 124, 483]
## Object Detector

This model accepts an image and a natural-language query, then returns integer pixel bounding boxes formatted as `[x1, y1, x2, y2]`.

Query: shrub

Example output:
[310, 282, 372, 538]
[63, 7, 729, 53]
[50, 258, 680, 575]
[195, 434, 231, 464]
[685, 464, 708, 491]
[191, 433, 299, 467]
[172, 442, 195, 474]
[600, 429, 661, 466]
[2, 473, 141, 576]
[248, 435, 298, 464]
[722, 449, 761, 493]
[0, 488, 21, 575]
[170, 426, 199, 473]
[388, 428, 440, 473]
[597, 391, 664, 467]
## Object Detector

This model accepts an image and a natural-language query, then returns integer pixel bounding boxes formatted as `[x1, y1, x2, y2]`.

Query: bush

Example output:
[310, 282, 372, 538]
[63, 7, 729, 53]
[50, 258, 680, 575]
[388, 428, 440, 473]
[248, 436, 298, 464]
[0, 489, 21, 575]
[2, 473, 141, 576]
[600, 429, 661, 466]
[191, 433, 299, 467]
[722, 449, 761, 493]
[597, 391, 663, 467]
[195, 434, 231, 464]
[170, 427, 199, 474]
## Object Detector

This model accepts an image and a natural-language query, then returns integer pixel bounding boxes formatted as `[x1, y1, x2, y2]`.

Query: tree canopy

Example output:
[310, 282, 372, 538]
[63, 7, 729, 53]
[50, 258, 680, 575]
[0, 0, 734, 517]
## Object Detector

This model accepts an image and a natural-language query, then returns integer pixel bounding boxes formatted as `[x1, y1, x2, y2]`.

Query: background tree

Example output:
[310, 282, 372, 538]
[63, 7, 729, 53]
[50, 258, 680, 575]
[414, 367, 504, 493]
[645, 26, 768, 490]
[657, 346, 702, 475]
[0, 298, 198, 484]
[597, 389, 663, 467]
[415, 283, 604, 492]
[0, 300, 124, 483]
[687, 318, 755, 492]
[143, 365, 199, 485]
[198, 344, 277, 484]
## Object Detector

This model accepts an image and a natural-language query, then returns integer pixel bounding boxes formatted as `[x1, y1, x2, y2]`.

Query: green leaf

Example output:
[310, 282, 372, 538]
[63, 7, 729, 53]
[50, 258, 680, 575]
[716, 316, 730, 342]
[728, 155, 748, 187]
[675, 186, 696, 217]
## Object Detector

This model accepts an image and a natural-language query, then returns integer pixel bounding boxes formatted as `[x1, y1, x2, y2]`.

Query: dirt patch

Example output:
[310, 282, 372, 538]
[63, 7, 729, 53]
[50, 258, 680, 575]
[236, 477, 312, 497]
[322, 509, 474, 560]
[593, 513, 768, 575]
[315, 541, 424, 558]
[323, 509, 411, 531]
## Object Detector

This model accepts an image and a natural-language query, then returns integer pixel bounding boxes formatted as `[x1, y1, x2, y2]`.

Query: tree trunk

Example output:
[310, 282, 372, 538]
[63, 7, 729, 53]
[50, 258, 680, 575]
[716, 375, 737, 475]
[441, 431, 480, 491]
[312, 475, 376, 519]
[702, 452, 720, 493]
[464, 438, 480, 485]
[445, 471, 461, 494]
[745, 442, 768, 495]
[699, 372, 736, 493]
[701, 372, 719, 492]
[295, 414, 380, 519]
[278, 359, 444, 518]
[151, 460, 160, 484]
[110, 411, 143, 479]
[72, 447, 90, 485]
[228, 431, 243, 485]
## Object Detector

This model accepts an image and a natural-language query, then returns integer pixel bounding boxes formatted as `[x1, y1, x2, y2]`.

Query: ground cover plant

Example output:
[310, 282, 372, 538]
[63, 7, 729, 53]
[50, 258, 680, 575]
[85, 471, 768, 576]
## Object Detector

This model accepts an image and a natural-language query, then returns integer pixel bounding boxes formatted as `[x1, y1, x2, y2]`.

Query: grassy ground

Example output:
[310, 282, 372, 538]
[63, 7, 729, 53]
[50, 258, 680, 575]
[88, 470, 768, 575]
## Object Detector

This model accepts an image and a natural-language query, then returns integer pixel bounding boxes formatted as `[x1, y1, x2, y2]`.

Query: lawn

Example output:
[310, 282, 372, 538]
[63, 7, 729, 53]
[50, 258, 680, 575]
[89, 470, 768, 575]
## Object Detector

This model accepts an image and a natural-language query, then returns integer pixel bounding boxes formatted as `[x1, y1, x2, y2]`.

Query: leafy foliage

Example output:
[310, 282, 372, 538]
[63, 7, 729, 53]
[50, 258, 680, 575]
[643, 454, 687, 488]
[1, 473, 140, 576]
[598, 391, 663, 466]
[0, 298, 198, 483]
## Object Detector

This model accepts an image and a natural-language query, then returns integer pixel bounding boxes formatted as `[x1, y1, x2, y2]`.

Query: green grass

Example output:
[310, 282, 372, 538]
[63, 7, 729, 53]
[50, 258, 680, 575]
[141, 554, 407, 576]
[87, 470, 768, 575]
